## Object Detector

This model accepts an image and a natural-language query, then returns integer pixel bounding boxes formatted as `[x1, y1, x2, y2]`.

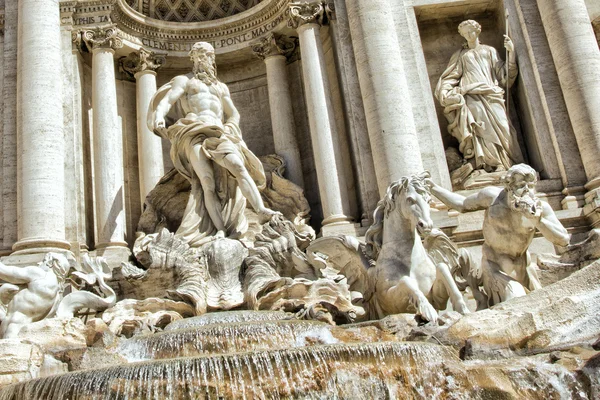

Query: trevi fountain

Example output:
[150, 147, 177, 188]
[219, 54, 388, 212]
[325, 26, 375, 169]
[0, 0, 598, 398]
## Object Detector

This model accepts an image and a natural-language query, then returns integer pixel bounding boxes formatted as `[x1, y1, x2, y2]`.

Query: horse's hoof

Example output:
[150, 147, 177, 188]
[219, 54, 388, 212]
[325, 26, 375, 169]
[456, 302, 470, 315]
[418, 302, 438, 323]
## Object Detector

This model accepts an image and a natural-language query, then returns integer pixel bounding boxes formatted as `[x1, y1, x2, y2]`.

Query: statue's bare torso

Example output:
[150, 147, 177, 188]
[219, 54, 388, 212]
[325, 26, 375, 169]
[180, 77, 225, 126]
[483, 190, 537, 260]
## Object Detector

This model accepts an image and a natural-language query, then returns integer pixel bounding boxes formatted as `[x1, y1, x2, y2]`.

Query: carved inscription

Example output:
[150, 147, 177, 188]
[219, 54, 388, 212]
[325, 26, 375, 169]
[141, 13, 286, 52]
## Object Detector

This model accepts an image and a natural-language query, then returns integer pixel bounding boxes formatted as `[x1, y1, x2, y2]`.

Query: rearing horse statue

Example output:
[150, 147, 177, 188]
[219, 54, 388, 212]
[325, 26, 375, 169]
[306, 172, 470, 322]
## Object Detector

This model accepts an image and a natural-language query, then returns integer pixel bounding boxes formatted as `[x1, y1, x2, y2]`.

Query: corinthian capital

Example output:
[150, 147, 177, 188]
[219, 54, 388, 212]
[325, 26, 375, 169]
[251, 33, 298, 60]
[79, 26, 123, 51]
[120, 48, 166, 78]
[288, 1, 324, 29]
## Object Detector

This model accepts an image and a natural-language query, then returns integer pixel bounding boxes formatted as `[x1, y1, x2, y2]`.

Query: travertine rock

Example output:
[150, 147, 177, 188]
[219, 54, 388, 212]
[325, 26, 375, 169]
[537, 228, 600, 285]
[0, 340, 44, 387]
[432, 260, 600, 357]
[18, 318, 88, 353]
[101, 298, 195, 338]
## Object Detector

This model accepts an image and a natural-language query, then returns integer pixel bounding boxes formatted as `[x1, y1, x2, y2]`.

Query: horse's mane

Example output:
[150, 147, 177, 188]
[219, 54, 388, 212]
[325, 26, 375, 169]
[364, 172, 431, 261]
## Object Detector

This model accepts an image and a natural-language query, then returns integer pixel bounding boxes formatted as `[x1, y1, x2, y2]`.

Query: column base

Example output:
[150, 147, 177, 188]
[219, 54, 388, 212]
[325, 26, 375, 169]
[11, 238, 71, 255]
[1, 250, 74, 268]
[320, 215, 365, 237]
[93, 244, 131, 269]
[583, 185, 600, 227]
[561, 186, 586, 210]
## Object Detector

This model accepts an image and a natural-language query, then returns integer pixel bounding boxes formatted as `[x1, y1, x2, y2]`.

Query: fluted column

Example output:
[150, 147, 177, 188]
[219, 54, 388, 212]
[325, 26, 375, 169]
[13, 0, 70, 254]
[82, 27, 128, 255]
[290, 2, 353, 227]
[122, 49, 165, 204]
[252, 33, 304, 188]
[537, 0, 600, 200]
[345, 0, 424, 195]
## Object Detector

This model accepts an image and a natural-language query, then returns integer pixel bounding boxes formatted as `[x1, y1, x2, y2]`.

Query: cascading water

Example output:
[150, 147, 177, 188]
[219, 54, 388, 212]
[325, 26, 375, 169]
[0, 342, 472, 400]
[119, 320, 339, 361]
[0, 307, 590, 400]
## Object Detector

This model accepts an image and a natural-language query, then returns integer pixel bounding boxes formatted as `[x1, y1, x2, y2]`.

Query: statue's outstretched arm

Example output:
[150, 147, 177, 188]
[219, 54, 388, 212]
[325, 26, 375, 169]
[429, 181, 497, 212]
[537, 202, 570, 247]
[0, 263, 38, 284]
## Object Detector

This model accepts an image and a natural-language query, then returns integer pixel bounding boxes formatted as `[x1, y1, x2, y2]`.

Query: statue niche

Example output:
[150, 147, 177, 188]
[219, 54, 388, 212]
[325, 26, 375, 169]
[435, 19, 524, 189]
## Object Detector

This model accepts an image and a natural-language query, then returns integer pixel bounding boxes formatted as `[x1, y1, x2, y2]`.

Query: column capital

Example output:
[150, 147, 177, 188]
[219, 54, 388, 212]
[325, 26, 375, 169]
[288, 1, 325, 29]
[120, 48, 165, 79]
[324, 1, 336, 21]
[251, 33, 298, 61]
[77, 26, 123, 51]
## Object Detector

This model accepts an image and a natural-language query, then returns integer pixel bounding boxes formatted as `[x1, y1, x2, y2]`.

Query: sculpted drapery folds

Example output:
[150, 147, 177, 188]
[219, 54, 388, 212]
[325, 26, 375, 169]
[435, 20, 523, 172]
[148, 42, 277, 247]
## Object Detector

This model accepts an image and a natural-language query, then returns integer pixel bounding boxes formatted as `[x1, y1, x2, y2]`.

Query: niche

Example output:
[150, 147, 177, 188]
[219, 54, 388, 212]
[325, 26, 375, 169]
[416, 0, 543, 190]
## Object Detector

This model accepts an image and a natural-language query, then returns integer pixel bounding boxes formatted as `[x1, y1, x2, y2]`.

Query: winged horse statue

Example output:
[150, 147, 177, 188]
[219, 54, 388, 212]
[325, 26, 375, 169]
[307, 172, 472, 323]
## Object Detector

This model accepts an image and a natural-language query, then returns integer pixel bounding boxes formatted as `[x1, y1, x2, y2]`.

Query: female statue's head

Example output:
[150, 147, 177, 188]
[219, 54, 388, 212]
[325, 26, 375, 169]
[458, 20, 482, 41]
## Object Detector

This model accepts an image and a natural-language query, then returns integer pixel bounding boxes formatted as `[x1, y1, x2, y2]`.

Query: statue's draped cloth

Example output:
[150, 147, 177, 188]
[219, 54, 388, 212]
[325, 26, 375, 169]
[148, 76, 266, 246]
[435, 45, 522, 170]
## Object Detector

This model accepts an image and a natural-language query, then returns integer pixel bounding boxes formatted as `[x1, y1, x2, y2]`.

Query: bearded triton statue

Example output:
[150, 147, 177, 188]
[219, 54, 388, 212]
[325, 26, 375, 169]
[427, 164, 570, 306]
[148, 42, 278, 247]
[435, 20, 523, 172]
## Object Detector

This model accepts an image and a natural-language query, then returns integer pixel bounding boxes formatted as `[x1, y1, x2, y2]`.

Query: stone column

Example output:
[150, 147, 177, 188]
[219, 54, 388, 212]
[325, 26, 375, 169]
[324, 0, 379, 224]
[13, 0, 70, 254]
[81, 27, 129, 258]
[345, 0, 424, 196]
[121, 49, 165, 205]
[289, 2, 353, 227]
[3, 1, 17, 255]
[252, 33, 304, 188]
[537, 0, 600, 203]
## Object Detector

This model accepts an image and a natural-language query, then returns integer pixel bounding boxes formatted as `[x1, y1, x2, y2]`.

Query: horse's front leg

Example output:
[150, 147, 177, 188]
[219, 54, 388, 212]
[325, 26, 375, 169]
[434, 262, 470, 315]
[396, 276, 438, 323]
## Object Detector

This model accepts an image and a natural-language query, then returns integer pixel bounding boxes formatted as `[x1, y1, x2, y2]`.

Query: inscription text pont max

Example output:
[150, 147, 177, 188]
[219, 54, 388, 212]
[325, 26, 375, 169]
[142, 14, 286, 51]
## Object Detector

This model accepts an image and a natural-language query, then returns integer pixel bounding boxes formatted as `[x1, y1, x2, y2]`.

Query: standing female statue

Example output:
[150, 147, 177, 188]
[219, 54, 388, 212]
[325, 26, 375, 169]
[435, 20, 523, 172]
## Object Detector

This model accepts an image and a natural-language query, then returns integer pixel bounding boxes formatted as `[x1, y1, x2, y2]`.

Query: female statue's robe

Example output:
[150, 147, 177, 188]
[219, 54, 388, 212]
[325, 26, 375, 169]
[435, 44, 522, 170]
[148, 75, 266, 247]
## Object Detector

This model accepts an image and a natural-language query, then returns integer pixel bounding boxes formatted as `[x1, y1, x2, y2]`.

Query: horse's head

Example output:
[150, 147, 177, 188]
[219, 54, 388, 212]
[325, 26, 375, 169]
[398, 172, 433, 235]
[365, 172, 433, 260]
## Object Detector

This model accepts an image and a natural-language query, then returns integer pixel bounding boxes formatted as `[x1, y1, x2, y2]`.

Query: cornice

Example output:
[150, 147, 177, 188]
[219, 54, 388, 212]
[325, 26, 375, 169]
[112, 0, 291, 54]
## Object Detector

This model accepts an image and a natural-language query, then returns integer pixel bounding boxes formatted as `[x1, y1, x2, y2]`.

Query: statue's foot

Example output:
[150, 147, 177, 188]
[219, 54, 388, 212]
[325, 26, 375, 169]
[215, 230, 225, 239]
[257, 208, 281, 225]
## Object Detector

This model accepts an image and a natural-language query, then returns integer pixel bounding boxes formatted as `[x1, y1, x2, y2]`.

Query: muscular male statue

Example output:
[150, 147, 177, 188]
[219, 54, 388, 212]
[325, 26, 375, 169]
[427, 164, 570, 306]
[0, 253, 72, 338]
[148, 42, 277, 246]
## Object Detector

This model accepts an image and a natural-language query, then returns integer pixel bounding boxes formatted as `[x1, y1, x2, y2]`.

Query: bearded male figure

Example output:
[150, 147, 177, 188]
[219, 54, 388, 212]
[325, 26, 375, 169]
[148, 42, 278, 246]
[435, 20, 523, 172]
[427, 164, 570, 306]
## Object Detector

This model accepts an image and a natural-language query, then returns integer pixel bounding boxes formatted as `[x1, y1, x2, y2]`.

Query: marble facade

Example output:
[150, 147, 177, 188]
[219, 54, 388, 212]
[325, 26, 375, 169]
[0, 0, 598, 396]
[0, 0, 595, 262]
